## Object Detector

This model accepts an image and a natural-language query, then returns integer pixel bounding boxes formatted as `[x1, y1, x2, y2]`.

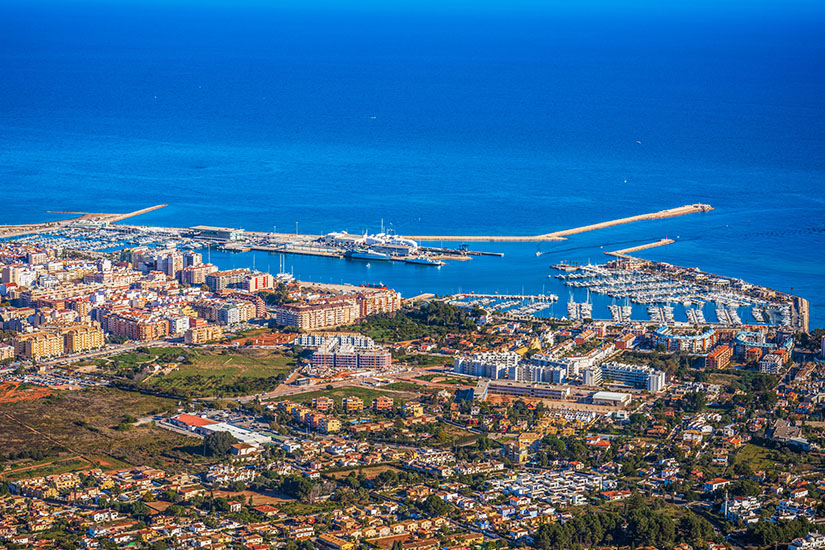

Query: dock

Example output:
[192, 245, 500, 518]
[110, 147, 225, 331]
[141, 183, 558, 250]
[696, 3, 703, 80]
[1, 204, 168, 239]
[604, 238, 675, 258]
[223, 242, 344, 258]
[452, 293, 558, 301]
[408, 204, 712, 242]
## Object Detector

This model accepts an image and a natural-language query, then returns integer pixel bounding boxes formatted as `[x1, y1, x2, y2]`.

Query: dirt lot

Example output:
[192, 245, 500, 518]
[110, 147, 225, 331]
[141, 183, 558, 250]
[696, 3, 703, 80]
[103, 347, 297, 397]
[0, 387, 196, 471]
[0, 381, 53, 404]
[326, 464, 402, 480]
[211, 489, 295, 506]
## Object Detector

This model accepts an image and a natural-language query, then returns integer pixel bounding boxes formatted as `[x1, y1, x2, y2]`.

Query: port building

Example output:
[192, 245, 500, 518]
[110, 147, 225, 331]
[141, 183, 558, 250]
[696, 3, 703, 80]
[190, 225, 245, 241]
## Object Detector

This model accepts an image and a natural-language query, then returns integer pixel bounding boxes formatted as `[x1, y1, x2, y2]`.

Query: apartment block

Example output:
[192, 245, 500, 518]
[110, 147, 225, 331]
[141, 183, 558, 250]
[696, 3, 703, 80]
[184, 325, 224, 345]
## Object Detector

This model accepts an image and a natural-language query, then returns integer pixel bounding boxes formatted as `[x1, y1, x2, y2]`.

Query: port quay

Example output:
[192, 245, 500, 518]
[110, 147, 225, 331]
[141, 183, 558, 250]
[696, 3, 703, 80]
[0, 202, 713, 264]
[0, 201, 809, 330]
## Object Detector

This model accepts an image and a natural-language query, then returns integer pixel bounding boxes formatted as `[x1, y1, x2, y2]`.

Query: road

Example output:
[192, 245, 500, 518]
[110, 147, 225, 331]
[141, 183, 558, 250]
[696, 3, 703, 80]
[36, 340, 177, 369]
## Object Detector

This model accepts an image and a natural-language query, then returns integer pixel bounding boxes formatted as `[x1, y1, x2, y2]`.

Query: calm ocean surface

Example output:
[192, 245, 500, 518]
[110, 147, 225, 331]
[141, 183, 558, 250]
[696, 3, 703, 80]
[1, 2, 824, 326]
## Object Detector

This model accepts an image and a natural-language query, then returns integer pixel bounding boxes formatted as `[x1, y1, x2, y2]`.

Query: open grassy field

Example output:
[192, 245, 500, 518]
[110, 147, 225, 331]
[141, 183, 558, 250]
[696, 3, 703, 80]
[382, 382, 440, 393]
[0, 387, 196, 474]
[707, 371, 741, 386]
[2, 457, 92, 481]
[142, 348, 295, 396]
[394, 354, 451, 367]
[100, 347, 297, 397]
[414, 374, 471, 386]
[731, 443, 778, 471]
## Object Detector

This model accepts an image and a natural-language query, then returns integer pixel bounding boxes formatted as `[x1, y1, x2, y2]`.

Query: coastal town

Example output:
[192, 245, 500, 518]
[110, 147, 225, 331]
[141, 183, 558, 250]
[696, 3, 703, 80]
[4, 0, 824, 545]
[0, 233, 823, 550]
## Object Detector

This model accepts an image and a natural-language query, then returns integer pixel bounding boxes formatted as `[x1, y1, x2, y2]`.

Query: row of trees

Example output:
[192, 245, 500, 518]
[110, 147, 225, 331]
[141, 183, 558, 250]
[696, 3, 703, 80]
[746, 517, 812, 546]
[533, 498, 716, 550]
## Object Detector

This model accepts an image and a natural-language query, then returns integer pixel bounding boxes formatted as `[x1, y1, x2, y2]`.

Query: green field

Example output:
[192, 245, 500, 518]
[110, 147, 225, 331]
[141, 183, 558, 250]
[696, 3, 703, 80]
[732, 443, 778, 471]
[382, 382, 441, 393]
[415, 375, 472, 386]
[2, 457, 91, 481]
[100, 347, 297, 397]
[142, 348, 295, 396]
[394, 354, 450, 367]
[707, 371, 740, 386]
[0, 388, 196, 473]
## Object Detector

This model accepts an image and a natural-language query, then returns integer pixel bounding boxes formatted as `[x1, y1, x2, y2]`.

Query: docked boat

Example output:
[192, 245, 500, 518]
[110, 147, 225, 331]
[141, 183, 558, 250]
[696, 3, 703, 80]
[405, 256, 445, 266]
[344, 249, 391, 261]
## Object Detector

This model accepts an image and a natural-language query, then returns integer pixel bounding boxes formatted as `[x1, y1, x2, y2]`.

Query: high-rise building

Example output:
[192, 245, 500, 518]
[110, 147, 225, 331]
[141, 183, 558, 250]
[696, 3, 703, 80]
[13, 331, 64, 360]
[243, 272, 274, 292]
[61, 324, 105, 353]
[583, 362, 666, 392]
[181, 264, 219, 285]
[184, 324, 224, 345]
[182, 251, 202, 267]
[273, 300, 360, 330]
[205, 269, 249, 291]
[705, 345, 733, 369]
[453, 352, 520, 379]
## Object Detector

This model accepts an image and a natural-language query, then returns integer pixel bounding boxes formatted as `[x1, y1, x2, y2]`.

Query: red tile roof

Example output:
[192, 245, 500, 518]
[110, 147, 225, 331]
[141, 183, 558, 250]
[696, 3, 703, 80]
[173, 414, 216, 428]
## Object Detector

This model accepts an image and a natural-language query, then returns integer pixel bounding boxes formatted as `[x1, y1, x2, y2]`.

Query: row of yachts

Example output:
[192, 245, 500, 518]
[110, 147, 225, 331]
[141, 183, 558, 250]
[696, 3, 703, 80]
[11, 225, 209, 252]
[554, 265, 791, 326]
[450, 295, 559, 317]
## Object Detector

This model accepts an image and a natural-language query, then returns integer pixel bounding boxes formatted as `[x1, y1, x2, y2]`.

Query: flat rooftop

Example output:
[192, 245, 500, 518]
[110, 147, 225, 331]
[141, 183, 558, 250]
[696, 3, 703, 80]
[591, 391, 631, 401]
[191, 225, 244, 232]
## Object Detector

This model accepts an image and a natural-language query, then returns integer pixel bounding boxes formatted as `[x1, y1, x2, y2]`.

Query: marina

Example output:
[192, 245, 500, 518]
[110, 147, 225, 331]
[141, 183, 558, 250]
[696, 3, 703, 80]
[550, 260, 801, 328]
[0, 204, 808, 330]
[0, 203, 711, 266]
[449, 293, 560, 319]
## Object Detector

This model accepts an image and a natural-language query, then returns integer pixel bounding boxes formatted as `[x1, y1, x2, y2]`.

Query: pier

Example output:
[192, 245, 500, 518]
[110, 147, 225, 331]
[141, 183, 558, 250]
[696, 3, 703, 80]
[452, 293, 558, 301]
[604, 238, 675, 258]
[1, 204, 168, 239]
[1, 203, 710, 267]
[407, 204, 712, 242]
[45, 204, 168, 223]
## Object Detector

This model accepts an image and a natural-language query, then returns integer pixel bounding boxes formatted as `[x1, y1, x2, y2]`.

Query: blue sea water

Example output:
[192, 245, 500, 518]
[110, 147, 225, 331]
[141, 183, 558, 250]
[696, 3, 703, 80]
[1, 2, 824, 325]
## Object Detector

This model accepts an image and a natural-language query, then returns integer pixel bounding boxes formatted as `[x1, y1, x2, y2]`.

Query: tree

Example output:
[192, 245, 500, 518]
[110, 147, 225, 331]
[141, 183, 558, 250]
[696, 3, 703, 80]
[731, 459, 754, 478]
[682, 391, 706, 412]
[729, 479, 762, 498]
[421, 495, 452, 516]
[679, 513, 715, 546]
[203, 431, 237, 457]
[376, 469, 398, 488]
